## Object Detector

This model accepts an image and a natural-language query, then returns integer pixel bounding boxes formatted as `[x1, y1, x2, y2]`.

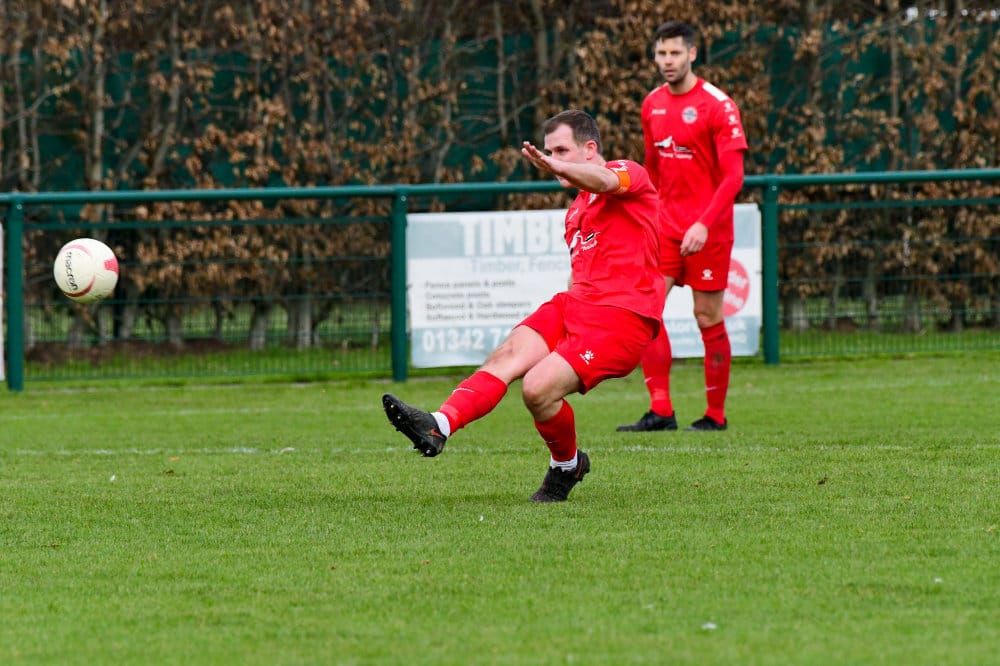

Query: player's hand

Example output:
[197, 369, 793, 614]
[521, 141, 556, 175]
[680, 222, 708, 256]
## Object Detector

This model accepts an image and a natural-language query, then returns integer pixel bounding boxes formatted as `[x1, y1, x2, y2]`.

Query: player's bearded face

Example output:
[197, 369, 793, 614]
[654, 37, 693, 84]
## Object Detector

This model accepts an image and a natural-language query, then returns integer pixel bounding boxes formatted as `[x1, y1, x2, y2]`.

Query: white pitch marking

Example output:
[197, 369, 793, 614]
[12, 442, 999, 458]
[0, 404, 364, 422]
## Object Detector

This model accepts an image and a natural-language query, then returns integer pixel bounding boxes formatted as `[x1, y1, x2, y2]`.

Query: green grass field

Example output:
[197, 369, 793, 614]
[2, 354, 999, 665]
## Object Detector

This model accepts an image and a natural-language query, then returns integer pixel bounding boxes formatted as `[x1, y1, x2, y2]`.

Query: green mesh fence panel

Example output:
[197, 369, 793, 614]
[21, 202, 393, 382]
[773, 186, 1000, 358]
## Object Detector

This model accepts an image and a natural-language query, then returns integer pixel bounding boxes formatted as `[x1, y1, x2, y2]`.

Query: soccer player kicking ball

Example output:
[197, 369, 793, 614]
[618, 20, 748, 433]
[382, 109, 665, 502]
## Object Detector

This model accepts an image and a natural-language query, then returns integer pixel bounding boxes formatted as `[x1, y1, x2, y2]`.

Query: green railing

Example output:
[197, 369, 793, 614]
[756, 169, 1000, 363]
[3, 168, 1000, 391]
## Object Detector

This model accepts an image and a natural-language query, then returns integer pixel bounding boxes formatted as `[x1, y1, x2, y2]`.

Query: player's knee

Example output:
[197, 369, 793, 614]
[521, 376, 556, 416]
[694, 311, 722, 329]
[481, 340, 516, 371]
[520, 378, 543, 412]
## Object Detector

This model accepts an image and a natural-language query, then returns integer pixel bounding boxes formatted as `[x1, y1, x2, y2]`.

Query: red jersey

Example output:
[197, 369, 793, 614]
[564, 159, 665, 321]
[641, 77, 748, 242]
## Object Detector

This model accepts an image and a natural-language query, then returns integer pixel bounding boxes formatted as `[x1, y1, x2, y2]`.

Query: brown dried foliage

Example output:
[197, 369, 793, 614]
[2, 0, 998, 337]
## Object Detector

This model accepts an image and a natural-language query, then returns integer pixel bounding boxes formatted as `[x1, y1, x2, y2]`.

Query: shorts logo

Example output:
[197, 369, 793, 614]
[702, 269, 714, 281]
[682, 106, 698, 123]
[579, 349, 595, 365]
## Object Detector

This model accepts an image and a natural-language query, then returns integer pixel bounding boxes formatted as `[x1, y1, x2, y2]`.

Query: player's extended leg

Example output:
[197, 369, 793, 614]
[618, 276, 677, 432]
[382, 325, 549, 456]
[687, 288, 730, 431]
[616, 329, 677, 431]
[521, 351, 590, 502]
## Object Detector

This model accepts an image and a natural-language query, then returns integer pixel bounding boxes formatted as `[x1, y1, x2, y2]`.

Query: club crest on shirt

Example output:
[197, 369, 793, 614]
[682, 106, 698, 124]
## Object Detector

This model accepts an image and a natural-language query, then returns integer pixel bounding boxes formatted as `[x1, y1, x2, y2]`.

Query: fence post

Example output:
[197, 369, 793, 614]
[390, 191, 409, 382]
[5, 197, 25, 391]
[761, 180, 780, 365]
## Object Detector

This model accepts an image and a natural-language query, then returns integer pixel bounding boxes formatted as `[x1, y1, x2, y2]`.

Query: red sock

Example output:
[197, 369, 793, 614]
[700, 321, 731, 423]
[534, 399, 577, 462]
[438, 370, 508, 433]
[640, 328, 673, 416]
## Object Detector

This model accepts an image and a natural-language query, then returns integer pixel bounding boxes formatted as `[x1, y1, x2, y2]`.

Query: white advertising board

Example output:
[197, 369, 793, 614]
[662, 203, 762, 357]
[407, 204, 761, 368]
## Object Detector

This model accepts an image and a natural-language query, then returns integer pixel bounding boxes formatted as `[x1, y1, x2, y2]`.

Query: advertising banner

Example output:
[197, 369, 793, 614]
[407, 204, 761, 368]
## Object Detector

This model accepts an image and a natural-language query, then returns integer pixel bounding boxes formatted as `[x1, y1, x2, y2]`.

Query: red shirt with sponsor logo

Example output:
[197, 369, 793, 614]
[641, 77, 748, 242]
[564, 159, 665, 321]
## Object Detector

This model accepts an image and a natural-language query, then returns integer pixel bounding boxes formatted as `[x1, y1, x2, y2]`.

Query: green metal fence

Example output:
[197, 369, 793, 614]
[3, 169, 999, 391]
[757, 170, 1000, 361]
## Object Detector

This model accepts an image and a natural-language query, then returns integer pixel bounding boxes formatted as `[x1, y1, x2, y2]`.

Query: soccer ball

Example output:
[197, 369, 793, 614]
[53, 238, 119, 303]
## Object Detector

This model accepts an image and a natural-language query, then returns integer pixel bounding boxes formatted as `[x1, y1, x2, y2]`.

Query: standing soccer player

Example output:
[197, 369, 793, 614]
[618, 19, 748, 433]
[382, 109, 665, 502]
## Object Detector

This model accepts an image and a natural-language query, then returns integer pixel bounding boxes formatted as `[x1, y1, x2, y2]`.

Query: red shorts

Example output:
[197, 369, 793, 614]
[518, 293, 659, 393]
[659, 238, 733, 291]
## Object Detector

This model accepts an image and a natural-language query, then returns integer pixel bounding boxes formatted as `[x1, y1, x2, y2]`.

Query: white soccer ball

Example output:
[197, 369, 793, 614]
[53, 238, 119, 303]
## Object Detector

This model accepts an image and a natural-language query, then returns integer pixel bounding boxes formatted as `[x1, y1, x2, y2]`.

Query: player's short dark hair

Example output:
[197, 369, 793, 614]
[543, 109, 602, 153]
[653, 20, 696, 48]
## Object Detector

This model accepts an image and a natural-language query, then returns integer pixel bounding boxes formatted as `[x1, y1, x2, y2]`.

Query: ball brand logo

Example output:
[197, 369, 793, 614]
[61, 243, 96, 297]
[63, 251, 79, 291]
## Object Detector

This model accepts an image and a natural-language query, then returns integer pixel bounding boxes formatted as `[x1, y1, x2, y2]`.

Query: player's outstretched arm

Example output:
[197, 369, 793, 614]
[521, 142, 620, 194]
